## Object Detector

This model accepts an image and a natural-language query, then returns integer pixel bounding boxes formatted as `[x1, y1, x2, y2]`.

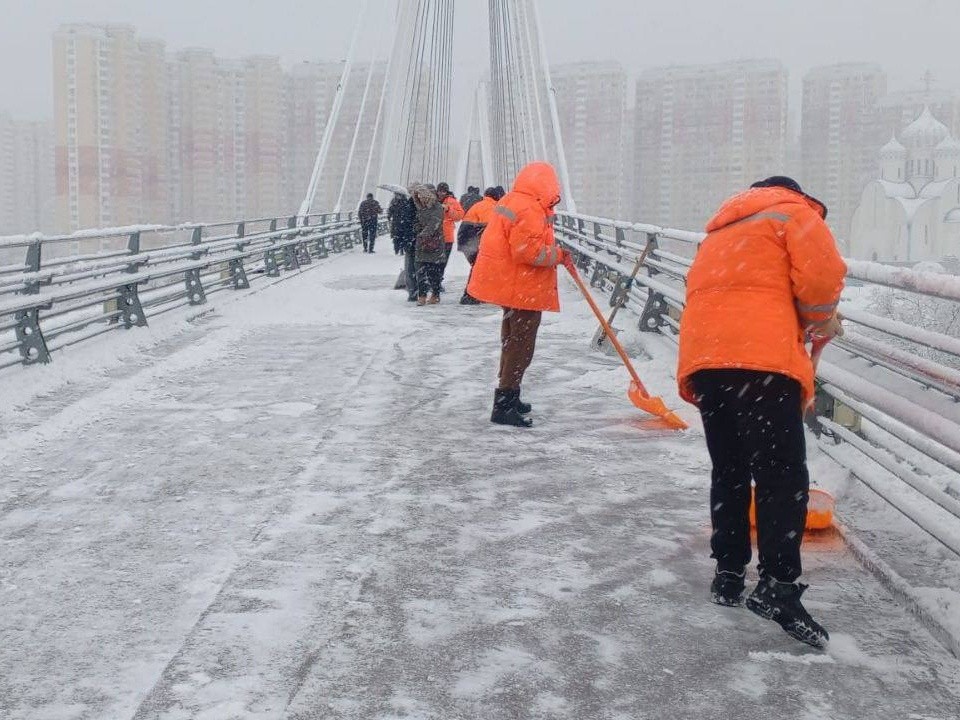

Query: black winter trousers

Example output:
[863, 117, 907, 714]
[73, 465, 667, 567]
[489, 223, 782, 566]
[691, 369, 809, 583]
[404, 246, 417, 300]
[361, 221, 378, 252]
[416, 261, 443, 298]
[439, 243, 454, 285]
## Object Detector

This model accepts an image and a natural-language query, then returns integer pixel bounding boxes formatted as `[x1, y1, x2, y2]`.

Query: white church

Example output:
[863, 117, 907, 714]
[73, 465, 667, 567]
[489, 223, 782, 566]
[849, 107, 960, 263]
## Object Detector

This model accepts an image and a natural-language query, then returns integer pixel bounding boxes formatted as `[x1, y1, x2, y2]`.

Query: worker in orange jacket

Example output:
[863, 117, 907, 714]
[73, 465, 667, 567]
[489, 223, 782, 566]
[457, 186, 503, 305]
[677, 176, 846, 650]
[468, 162, 570, 427]
[436, 182, 464, 290]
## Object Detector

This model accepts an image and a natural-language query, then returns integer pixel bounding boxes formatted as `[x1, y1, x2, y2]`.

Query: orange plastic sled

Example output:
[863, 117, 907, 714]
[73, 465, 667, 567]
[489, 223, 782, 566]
[750, 487, 835, 531]
[564, 261, 688, 430]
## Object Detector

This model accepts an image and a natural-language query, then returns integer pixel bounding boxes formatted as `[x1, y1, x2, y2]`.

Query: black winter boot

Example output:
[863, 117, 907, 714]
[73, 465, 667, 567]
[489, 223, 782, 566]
[710, 569, 745, 607]
[746, 578, 829, 649]
[491, 389, 533, 428]
[515, 397, 532, 415]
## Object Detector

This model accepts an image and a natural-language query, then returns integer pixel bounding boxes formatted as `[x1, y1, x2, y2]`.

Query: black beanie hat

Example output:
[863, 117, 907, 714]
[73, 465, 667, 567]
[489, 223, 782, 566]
[751, 176, 828, 219]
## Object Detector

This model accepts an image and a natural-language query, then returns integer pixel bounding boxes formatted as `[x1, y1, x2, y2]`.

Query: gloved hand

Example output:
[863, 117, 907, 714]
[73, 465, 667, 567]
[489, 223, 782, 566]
[809, 311, 844, 340]
[558, 247, 575, 269]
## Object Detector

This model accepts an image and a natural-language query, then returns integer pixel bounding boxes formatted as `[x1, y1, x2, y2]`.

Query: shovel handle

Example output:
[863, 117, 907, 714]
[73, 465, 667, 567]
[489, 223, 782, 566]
[811, 336, 830, 372]
[565, 261, 651, 397]
[600, 237, 654, 338]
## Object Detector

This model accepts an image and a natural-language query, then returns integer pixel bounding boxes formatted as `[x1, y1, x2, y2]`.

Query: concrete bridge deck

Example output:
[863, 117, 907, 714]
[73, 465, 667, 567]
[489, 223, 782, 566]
[1, 250, 958, 720]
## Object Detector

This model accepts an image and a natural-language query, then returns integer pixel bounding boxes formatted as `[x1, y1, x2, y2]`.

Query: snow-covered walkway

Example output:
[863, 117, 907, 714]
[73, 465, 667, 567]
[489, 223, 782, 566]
[1, 249, 959, 720]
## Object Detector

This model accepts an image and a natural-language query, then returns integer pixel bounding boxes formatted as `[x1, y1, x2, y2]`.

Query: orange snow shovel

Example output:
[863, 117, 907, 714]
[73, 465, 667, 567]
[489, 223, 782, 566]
[564, 260, 688, 430]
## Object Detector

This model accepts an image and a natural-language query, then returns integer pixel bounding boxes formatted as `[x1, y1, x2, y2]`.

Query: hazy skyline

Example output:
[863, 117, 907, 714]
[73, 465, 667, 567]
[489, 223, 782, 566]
[4, 0, 960, 124]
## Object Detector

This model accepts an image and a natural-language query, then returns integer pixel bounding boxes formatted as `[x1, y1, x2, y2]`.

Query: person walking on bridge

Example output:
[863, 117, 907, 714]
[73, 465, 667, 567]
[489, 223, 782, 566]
[677, 176, 846, 649]
[358, 193, 382, 253]
[460, 185, 482, 213]
[468, 162, 570, 428]
[388, 192, 417, 301]
[411, 184, 446, 306]
[457, 186, 502, 305]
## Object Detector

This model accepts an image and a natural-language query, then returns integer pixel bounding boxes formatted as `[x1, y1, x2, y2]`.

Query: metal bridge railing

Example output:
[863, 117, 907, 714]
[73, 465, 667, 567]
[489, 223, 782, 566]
[555, 209, 960, 559]
[0, 212, 372, 370]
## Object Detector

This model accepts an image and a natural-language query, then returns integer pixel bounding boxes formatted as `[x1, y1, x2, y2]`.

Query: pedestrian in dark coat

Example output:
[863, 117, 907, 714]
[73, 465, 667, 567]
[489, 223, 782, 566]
[357, 193, 383, 253]
[411, 184, 445, 305]
[389, 192, 418, 301]
[459, 186, 482, 213]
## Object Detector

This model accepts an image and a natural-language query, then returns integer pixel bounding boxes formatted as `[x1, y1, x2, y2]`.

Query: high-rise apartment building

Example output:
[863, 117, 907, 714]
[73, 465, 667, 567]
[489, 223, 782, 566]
[633, 60, 789, 231]
[53, 24, 158, 232]
[0, 114, 55, 235]
[52, 24, 393, 230]
[552, 62, 627, 218]
[242, 56, 284, 219]
[801, 63, 887, 240]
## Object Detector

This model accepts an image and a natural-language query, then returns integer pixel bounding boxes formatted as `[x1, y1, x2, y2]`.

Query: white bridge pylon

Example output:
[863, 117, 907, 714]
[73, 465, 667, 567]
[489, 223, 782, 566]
[299, 0, 576, 215]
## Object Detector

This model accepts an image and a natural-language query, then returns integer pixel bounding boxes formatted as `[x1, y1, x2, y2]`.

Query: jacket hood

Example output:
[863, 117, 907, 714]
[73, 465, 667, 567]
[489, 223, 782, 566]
[706, 186, 826, 233]
[409, 183, 439, 208]
[511, 162, 561, 210]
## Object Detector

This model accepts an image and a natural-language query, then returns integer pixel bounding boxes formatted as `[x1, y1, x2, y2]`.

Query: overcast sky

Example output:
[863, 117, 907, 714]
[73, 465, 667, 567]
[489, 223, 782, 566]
[4, 0, 960, 122]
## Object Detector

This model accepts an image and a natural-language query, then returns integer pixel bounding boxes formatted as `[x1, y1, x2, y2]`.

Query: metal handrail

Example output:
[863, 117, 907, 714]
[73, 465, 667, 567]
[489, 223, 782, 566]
[554, 209, 960, 566]
[0, 211, 373, 369]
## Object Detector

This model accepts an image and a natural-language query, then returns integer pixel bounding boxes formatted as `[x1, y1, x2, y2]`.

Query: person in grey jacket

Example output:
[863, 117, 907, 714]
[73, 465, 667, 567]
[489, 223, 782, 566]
[411, 184, 445, 305]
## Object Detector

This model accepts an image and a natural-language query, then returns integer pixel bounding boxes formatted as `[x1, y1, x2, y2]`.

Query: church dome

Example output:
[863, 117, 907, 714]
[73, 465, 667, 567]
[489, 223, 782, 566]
[880, 134, 907, 157]
[936, 134, 960, 153]
[901, 106, 951, 147]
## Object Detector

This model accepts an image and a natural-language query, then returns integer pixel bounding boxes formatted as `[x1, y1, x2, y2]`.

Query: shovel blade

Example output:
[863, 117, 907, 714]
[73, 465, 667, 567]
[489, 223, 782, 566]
[627, 381, 688, 430]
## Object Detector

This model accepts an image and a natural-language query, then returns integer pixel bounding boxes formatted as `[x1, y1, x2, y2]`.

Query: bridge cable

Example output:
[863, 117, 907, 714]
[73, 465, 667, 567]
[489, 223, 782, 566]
[530, 0, 577, 212]
[299, 0, 371, 217]
[359, 0, 401, 204]
[334, 0, 383, 213]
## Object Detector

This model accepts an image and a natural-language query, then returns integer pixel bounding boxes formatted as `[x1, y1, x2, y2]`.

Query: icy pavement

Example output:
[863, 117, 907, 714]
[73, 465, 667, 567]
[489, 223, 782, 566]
[1, 249, 959, 720]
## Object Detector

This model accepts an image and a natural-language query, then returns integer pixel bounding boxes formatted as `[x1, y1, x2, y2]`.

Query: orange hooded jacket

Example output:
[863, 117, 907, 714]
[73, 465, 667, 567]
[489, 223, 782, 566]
[441, 195, 464, 245]
[463, 195, 497, 224]
[677, 186, 847, 408]
[467, 162, 565, 312]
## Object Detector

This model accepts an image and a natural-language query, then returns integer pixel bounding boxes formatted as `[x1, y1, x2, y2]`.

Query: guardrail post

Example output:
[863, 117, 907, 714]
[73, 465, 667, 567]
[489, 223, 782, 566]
[17, 240, 52, 364]
[228, 221, 250, 289]
[316, 224, 330, 258]
[113, 230, 148, 328]
[639, 292, 667, 332]
[15, 308, 50, 365]
[276, 218, 300, 271]
[185, 269, 206, 305]
[264, 220, 281, 277]
[292, 216, 312, 265]
[24, 240, 41, 294]
[118, 283, 147, 328]
[184, 227, 207, 305]
[637, 232, 666, 332]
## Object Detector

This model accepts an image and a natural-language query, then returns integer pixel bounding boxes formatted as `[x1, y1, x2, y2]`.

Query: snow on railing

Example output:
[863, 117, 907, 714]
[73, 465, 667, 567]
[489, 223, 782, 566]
[0, 211, 368, 369]
[846, 259, 960, 303]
